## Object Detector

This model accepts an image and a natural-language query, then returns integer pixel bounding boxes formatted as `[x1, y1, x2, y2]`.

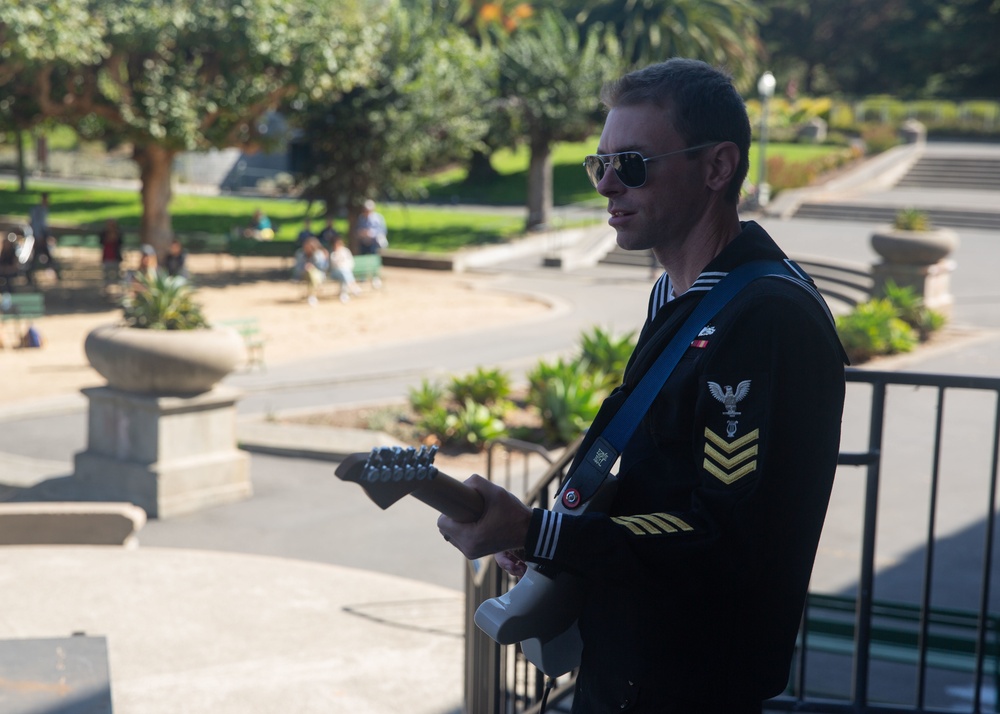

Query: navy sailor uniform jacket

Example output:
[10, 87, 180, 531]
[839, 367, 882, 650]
[523, 221, 847, 712]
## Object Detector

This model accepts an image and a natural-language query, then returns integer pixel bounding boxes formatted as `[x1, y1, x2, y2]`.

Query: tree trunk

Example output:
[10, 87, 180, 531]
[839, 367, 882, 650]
[15, 129, 27, 192]
[525, 139, 552, 232]
[464, 149, 499, 183]
[346, 204, 362, 255]
[134, 143, 177, 257]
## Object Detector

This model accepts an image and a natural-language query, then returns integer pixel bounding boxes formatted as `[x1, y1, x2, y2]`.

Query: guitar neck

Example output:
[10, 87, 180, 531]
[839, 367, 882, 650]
[335, 447, 484, 523]
[410, 470, 483, 523]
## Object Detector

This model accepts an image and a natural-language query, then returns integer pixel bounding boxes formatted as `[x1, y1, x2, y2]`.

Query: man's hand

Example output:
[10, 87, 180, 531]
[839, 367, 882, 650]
[495, 549, 528, 577]
[437, 474, 532, 561]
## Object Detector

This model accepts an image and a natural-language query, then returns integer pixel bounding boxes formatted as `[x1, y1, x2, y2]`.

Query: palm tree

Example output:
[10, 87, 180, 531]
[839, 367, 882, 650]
[497, 10, 620, 230]
[570, 0, 765, 91]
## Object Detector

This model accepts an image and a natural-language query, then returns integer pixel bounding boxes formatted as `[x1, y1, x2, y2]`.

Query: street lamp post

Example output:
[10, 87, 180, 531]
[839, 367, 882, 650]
[756, 71, 776, 208]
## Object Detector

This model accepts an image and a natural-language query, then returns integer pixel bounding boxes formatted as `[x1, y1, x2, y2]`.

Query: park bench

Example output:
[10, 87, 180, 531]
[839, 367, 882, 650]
[792, 592, 1000, 706]
[227, 236, 297, 272]
[326, 253, 383, 300]
[352, 254, 383, 287]
[218, 317, 266, 370]
[0, 292, 45, 348]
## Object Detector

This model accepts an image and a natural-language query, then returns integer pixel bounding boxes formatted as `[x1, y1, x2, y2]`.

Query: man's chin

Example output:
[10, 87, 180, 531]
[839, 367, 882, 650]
[615, 232, 647, 252]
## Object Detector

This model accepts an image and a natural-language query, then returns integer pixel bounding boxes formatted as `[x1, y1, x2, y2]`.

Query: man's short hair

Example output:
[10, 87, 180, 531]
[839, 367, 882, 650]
[600, 59, 751, 203]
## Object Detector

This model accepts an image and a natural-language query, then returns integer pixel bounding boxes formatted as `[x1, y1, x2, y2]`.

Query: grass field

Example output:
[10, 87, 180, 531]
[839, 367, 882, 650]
[0, 140, 845, 252]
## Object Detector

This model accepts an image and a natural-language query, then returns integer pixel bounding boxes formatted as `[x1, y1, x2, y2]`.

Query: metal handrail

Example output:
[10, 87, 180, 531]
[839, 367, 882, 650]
[465, 369, 1000, 713]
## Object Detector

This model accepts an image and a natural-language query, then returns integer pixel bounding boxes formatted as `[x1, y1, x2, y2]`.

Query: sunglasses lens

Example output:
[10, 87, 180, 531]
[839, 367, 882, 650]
[615, 152, 646, 188]
[584, 152, 649, 188]
[584, 156, 605, 187]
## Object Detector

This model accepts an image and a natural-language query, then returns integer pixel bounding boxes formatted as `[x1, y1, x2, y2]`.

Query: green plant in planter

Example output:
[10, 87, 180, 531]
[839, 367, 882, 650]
[880, 279, 946, 339]
[893, 208, 932, 232]
[835, 298, 918, 363]
[122, 273, 208, 330]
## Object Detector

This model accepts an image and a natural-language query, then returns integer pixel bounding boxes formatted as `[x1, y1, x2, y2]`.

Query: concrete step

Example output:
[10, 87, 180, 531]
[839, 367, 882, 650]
[793, 202, 1000, 231]
[896, 156, 1000, 190]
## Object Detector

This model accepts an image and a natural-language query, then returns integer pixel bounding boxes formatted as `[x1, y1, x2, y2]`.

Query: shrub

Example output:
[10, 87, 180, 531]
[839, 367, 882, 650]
[859, 123, 901, 154]
[836, 298, 918, 363]
[449, 399, 509, 448]
[893, 208, 932, 232]
[407, 328, 633, 449]
[528, 363, 604, 444]
[880, 280, 946, 340]
[122, 273, 207, 330]
[578, 326, 636, 389]
[449, 366, 512, 407]
[408, 378, 446, 414]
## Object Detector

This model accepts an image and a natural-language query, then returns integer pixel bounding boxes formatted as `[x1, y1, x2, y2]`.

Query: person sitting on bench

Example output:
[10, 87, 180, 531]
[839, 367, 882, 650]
[328, 236, 362, 303]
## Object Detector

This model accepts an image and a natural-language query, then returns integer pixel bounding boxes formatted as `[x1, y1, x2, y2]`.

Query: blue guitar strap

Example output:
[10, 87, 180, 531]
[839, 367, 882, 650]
[558, 259, 799, 509]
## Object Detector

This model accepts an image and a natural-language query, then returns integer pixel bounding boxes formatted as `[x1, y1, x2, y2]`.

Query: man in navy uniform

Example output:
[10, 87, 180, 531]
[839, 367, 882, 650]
[438, 59, 846, 713]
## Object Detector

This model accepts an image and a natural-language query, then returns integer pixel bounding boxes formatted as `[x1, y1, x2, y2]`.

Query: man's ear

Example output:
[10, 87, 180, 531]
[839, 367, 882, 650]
[704, 142, 740, 194]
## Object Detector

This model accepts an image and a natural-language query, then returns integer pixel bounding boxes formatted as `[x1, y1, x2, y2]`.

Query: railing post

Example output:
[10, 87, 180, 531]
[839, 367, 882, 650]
[852, 377, 887, 707]
[464, 557, 505, 714]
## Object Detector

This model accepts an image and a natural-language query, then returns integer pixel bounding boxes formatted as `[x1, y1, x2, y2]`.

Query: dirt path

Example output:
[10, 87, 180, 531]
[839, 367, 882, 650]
[0, 252, 551, 408]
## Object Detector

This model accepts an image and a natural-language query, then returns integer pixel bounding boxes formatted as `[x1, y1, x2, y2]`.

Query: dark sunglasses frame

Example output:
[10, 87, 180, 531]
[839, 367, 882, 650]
[583, 141, 721, 189]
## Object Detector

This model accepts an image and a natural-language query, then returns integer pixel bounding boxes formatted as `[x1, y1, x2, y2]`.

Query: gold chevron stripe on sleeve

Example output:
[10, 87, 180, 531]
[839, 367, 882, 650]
[703, 459, 757, 484]
[704, 443, 758, 469]
[704, 427, 759, 453]
[612, 513, 694, 536]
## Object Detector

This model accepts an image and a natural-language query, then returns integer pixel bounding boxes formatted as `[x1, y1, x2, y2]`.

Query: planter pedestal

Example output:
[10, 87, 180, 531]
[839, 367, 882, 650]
[870, 226, 959, 317]
[873, 259, 956, 316]
[73, 385, 251, 519]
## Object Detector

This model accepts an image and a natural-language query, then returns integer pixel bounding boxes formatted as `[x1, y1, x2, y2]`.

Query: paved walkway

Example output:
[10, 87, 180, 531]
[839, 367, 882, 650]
[1, 141, 999, 712]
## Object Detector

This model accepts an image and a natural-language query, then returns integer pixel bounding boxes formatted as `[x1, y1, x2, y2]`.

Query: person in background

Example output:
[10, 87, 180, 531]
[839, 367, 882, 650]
[292, 236, 329, 306]
[125, 244, 161, 295]
[355, 199, 387, 255]
[164, 237, 189, 282]
[28, 192, 59, 279]
[296, 219, 316, 248]
[437, 59, 847, 713]
[317, 217, 341, 251]
[98, 219, 124, 294]
[244, 209, 274, 240]
[328, 235, 362, 303]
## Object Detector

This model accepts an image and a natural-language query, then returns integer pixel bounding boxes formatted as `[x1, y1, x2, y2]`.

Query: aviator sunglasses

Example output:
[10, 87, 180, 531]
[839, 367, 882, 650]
[583, 141, 721, 189]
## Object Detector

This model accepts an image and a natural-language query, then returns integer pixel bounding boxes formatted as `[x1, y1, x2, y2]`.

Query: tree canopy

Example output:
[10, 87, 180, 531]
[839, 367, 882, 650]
[291, 0, 494, 244]
[1, 0, 379, 252]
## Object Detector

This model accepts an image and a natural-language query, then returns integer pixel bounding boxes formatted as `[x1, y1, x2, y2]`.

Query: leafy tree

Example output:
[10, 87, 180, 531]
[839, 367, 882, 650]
[2, 0, 377, 255]
[569, 0, 764, 92]
[0, 1, 104, 189]
[497, 10, 619, 230]
[758, 0, 999, 98]
[291, 0, 494, 248]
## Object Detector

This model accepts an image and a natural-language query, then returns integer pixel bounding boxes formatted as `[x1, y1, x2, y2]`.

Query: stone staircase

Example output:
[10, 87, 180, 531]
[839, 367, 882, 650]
[791, 149, 1000, 231]
[896, 154, 1000, 191]
[791, 203, 1000, 231]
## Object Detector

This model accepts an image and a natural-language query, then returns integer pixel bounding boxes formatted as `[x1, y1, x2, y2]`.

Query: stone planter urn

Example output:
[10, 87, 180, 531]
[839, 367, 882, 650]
[870, 223, 959, 315]
[75, 324, 252, 519]
[870, 225, 959, 266]
[84, 323, 244, 395]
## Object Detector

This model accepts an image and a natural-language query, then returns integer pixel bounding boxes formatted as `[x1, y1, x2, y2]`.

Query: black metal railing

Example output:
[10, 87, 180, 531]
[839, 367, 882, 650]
[466, 369, 1000, 714]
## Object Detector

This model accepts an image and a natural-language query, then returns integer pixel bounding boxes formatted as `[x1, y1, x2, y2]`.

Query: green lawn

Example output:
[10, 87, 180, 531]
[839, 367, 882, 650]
[0, 139, 846, 253]
[0, 182, 527, 252]
[424, 138, 847, 207]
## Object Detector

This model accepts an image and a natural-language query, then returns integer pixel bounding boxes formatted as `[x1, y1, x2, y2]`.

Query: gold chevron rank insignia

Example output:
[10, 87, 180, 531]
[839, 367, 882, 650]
[612, 513, 694, 536]
[703, 427, 759, 484]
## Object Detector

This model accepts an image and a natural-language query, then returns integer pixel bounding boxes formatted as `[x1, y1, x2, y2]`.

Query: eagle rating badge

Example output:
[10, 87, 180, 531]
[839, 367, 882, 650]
[702, 378, 760, 485]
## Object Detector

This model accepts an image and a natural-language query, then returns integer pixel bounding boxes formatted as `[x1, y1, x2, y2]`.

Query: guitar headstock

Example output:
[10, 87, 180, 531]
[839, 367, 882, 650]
[335, 445, 441, 510]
